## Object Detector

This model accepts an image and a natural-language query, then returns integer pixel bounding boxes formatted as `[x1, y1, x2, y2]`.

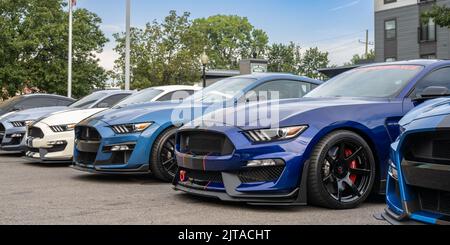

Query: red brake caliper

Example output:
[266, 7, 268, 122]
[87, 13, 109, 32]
[345, 149, 358, 183]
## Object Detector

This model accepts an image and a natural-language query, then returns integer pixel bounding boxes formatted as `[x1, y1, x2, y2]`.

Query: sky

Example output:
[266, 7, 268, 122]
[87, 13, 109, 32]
[73, 0, 375, 70]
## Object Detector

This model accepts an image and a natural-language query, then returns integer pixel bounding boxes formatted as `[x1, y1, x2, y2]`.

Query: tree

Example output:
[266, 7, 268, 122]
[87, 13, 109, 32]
[191, 15, 269, 69]
[346, 49, 375, 65]
[299, 47, 330, 80]
[0, 0, 108, 98]
[422, 5, 450, 28]
[113, 11, 202, 89]
[267, 42, 301, 74]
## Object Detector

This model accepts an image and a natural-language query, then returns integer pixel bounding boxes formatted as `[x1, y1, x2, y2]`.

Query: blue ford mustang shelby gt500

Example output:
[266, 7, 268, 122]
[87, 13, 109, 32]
[72, 74, 322, 181]
[383, 97, 450, 225]
[174, 60, 450, 209]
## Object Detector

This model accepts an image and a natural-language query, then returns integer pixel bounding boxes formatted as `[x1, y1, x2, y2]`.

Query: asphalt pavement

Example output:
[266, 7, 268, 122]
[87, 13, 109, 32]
[0, 154, 387, 225]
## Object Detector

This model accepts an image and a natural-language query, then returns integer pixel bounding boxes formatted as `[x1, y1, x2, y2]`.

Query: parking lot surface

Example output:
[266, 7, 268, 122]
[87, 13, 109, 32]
[0, 154, 386, 225]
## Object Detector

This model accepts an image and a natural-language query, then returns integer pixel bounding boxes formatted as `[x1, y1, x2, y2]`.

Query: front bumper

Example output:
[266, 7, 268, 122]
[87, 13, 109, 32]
[72, 119, 163, 174]
[25, 122, 73, 162]
[385, 125, 450, 225]
[173, 126, 312, 205]
[0, 125, 27, 152]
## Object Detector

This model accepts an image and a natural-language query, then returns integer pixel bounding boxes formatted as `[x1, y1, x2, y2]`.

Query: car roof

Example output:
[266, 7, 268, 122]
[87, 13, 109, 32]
[361, 59, 450, 68]
[149, 85, 202, 93]
[90, 89, 134, 95]
[22, 93, 75, 100]
[229, 73, 323, 85]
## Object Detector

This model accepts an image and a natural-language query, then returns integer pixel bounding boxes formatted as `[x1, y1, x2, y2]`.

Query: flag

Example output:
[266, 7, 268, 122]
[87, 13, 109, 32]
[71, 0, 77, 7]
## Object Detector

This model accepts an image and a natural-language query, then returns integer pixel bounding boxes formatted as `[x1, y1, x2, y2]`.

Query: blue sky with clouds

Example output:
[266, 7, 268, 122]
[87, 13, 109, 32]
[73, 0, 374, 70]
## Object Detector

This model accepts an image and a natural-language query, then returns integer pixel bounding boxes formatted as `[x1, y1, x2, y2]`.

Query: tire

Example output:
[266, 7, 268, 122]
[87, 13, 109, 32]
[150, 127, 178, 182]
[307, 130, 376, 209]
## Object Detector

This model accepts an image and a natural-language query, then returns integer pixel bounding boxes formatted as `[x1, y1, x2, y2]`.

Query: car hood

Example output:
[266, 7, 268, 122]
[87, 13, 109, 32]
[400, 97, 450, 126]
[91, 101, 186, 125]
[40, 108, 107, 126]
[2, 106, 70, 123]
[195, 97, 394, 130]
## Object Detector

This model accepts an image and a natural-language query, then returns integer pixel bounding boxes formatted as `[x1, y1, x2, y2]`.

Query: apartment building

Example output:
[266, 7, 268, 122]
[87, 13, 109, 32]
[375, 0, 450, 62]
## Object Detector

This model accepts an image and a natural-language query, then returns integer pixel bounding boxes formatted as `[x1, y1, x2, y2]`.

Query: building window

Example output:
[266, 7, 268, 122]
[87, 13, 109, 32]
[385, 57, 397, 62]
[385, 19, 397, 40]
[421, 53, 437, 59]
[384, 0, 396, 4]
[419, 18, 436, 42]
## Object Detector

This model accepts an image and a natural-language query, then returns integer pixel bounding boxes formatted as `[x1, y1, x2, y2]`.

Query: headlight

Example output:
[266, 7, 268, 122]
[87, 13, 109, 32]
[111, 122, 153, 134]
[244, 125, 308, 143]
[50, 124, 76, 132]
[11, 120, 34, 127]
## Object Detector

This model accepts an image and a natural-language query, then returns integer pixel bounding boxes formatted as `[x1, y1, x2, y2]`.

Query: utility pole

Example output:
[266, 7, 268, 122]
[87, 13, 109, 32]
[67, 0, 75, 98]
[359, 29, 374, 58]
[124, 0, 131, 91]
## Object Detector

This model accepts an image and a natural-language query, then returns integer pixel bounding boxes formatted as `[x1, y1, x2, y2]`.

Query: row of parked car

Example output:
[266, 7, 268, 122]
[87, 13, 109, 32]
[1, 59, 449, 225]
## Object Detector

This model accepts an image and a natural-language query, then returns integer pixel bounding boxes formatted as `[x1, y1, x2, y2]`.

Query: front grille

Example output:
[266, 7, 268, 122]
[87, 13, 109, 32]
[75, 126, 101, 164]
[10, 121, 25, 127]
[417, 187, 450, 216]
[28, 127, 44, 139]
[179, 131, 234, 156]
[183, 169, 223, 184]
[76, 152, 97, 164]
[403, 130, 450, 165]
[238, 166, 285, 183]
[0, 123, 4, 144]
[76, 126, 101, 141]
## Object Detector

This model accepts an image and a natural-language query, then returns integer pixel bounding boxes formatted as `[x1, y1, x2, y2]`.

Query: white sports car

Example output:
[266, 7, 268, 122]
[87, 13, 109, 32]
[25, 85, 201, 163]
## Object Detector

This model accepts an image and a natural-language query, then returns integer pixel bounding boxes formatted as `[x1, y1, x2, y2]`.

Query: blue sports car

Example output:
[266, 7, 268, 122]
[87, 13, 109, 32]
[383, 96, 450, 225]
[72, 74, 322, 181]
[174, 60, 450, 209]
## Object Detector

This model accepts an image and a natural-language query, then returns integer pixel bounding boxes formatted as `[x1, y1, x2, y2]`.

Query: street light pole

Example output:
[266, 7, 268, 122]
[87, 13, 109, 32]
[67, 0, 74, 98]
[124, 0, 131, 90]
[200, 52, 209, 88]
[202, 64, 206, 88]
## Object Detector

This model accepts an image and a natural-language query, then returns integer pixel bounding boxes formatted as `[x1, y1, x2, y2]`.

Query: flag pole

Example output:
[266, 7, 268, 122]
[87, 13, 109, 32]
[68, 0, 73, 98]
[124, 0, 131, 91]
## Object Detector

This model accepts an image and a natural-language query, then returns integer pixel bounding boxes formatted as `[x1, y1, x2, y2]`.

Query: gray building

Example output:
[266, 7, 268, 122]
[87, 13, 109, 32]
[375, 0, 450, 62]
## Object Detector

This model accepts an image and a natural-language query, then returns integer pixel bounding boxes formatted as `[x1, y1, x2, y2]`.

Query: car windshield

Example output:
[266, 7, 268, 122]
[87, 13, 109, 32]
[189, 78, 256, 103]
[69, 92, 108, 109]
[114, 89, 163, 108]
[306, 65, 424, 98]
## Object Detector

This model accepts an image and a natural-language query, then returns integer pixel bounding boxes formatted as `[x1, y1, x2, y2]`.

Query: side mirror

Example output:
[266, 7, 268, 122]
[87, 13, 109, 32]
[414, 86, 450, 101]
[97, 102, 109, 108]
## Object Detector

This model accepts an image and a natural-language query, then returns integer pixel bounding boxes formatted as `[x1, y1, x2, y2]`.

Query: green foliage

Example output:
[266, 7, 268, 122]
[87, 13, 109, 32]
[422, 5, 450, 28]
[113, 11, 202, 89]
[113, 12, 270, 89]
[346, 49, 375, 66]
[267, 42, 301, 74]
[0, 0, 108, 98]
[191, 15, 269, 69]
[299, 47, 330, 80]
[267, 44, 330, 80]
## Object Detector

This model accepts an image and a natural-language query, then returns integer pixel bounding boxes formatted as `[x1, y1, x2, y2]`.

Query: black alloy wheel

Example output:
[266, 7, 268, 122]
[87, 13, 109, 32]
[307, 130, 376, 209]
[150, 127, 179, 182]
